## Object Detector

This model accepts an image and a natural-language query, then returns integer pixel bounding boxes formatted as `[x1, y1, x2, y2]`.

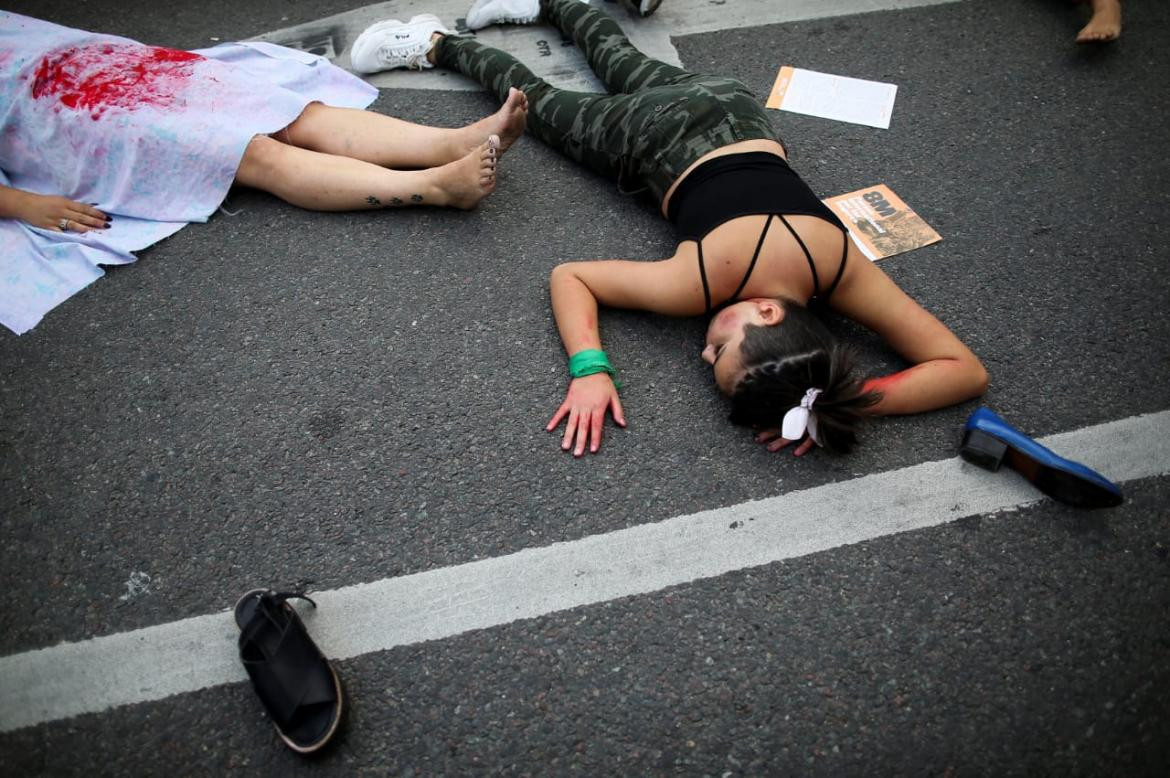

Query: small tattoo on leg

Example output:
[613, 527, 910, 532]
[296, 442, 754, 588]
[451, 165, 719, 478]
[390, 197, 404, 206]
[366, 195, 381, 205]
[411, 194, 423, 203]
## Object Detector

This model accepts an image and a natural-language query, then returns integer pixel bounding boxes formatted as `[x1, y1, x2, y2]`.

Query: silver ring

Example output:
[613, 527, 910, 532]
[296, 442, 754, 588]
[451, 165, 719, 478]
[58, 218, 69, 231]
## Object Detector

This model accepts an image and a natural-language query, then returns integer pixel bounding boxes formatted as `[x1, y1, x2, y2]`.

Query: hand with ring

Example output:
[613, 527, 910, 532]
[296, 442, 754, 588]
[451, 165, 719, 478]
[6, 190, 111, 234]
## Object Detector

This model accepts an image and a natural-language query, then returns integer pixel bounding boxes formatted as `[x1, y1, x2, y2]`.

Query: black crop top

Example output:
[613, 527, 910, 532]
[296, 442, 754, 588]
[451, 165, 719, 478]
[666, 152, 849, 313]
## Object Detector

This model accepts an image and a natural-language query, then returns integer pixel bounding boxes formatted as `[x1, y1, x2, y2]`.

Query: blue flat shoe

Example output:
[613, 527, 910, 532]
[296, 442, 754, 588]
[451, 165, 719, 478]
[960, 407, 1124, 509]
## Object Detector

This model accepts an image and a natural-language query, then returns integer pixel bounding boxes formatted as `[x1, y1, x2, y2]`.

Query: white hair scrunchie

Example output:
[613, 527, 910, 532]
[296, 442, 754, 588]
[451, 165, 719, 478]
[781, 388, 822, 444]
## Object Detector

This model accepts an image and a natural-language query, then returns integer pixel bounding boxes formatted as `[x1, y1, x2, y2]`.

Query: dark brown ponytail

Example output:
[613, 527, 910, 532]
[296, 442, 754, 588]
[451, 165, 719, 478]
[727, 299, 880, 453]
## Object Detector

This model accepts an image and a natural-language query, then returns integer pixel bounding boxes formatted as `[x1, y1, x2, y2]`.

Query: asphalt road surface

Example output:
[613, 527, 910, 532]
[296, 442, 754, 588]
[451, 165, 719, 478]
[2, 0, 1168, 774]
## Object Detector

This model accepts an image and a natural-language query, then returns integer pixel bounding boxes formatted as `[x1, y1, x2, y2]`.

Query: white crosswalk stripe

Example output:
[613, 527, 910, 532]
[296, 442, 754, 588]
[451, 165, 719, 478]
[2, 409, 1165, 734]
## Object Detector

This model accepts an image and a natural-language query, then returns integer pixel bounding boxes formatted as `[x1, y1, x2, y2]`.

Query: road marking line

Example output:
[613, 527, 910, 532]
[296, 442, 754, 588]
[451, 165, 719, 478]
[2, 410, 1166, 733]
[663, 0, 964, 36]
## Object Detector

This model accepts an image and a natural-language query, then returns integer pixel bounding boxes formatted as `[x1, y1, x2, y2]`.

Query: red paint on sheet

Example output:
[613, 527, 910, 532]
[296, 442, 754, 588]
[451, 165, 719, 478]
[31, 43, 203, 119]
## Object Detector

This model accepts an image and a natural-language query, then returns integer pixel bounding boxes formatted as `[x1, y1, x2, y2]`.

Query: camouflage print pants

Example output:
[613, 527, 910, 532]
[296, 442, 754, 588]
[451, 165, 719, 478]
[435, 0, 780, 205]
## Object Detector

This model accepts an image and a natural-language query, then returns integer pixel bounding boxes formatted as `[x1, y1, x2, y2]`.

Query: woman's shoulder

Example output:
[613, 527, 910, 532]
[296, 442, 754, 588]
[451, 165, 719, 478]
[704, 213, 854, 302]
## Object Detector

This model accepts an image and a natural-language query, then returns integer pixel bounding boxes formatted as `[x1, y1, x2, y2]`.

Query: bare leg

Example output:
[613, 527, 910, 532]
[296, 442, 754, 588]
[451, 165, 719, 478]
[280, 93, 526, 168]
[235, 134, 498, 211]
[1076, 0, 1122, 43]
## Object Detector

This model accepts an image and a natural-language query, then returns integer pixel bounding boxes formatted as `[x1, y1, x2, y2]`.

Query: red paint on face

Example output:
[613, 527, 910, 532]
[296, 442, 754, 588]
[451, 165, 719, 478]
[31, 43, 203, 119]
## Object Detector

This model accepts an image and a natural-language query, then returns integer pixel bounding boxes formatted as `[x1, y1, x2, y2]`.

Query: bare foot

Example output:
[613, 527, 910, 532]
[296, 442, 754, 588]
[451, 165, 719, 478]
[1077, 0, 1121, 43]
[463, 87, 529, 155]
[435, 134, 499, 209]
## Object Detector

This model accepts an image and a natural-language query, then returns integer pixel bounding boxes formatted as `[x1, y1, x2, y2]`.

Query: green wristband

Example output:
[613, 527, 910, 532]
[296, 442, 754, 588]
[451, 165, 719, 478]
[569, 348, 616, 380]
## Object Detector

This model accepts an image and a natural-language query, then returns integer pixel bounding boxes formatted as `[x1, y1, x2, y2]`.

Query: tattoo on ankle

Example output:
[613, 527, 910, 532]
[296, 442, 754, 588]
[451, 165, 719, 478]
[390, 197, 404, 206]
[366, 195, 381, 205]
[411, 194, 423, 203]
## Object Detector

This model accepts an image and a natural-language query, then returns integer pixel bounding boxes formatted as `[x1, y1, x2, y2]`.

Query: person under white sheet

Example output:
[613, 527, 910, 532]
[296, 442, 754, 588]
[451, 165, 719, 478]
[0, 12, 526, 334]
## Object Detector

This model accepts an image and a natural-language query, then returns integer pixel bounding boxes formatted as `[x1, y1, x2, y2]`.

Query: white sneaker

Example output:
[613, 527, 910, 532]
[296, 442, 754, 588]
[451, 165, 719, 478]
[465, 0, 541, 31]
[350, 14, 452, 74]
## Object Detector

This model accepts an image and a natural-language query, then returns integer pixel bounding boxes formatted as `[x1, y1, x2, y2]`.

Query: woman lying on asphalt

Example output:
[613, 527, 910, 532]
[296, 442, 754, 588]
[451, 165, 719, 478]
[0, 11, 526, 334]
[355, 0, 988, 456]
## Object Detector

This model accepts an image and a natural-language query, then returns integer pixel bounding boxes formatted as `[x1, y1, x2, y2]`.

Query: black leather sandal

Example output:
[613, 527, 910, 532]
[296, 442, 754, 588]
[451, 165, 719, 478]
[235, 588, 344, 754]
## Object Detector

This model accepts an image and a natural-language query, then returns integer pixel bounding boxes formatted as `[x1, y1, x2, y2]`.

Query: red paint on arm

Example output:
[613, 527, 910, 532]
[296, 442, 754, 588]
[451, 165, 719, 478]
[863, 373, 906, 397]
[862, 370, 917, 415]
[564, 316, 600, 354]
[863, 359, 987, 416]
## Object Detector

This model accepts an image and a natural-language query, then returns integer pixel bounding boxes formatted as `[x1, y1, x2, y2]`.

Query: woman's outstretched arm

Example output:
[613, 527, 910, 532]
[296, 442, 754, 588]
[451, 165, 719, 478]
[547, 252, 703, 455]
[830, 244, 989, 415]
[0, 184, 110, 233]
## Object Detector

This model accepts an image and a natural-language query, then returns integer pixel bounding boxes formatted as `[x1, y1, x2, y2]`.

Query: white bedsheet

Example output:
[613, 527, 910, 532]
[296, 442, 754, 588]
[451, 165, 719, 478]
[0, 13, 377, 334]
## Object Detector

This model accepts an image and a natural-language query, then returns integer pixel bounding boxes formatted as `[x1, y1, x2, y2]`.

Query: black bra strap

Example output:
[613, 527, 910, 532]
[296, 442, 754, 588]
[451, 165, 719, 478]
[822, 227, 849, 301]
[696, 239, 712, 314]
[777, 214, 819, 295]
[729, 214, 773, 303]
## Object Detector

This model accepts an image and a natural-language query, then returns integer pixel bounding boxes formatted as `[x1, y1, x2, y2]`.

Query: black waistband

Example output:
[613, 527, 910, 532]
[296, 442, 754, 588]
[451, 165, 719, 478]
[667, 152, 844, 240]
